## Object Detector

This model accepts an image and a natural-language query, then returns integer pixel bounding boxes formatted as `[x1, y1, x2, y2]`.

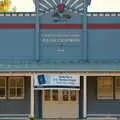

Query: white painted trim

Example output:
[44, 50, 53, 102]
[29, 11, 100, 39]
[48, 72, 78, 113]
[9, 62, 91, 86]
[0, 114, 28, 116]
[83, 76, 87, 118]
[87, 114, 120, 116]
[0, 72, 120, 77]
[83, 73, 120, 76]
[30, 75, 34, 117]
[0, 114, 29, 119]
[34, 88, 80, 90]
[0, 73, 31, 76]
[0, 118, 27, 119]
[87, 118, 116, 120]
[29, 72, 120, 76]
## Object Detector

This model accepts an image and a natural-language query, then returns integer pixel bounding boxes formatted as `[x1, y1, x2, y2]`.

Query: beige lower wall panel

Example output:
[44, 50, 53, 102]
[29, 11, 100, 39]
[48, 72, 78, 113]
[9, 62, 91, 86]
[43, 102, 79, 118]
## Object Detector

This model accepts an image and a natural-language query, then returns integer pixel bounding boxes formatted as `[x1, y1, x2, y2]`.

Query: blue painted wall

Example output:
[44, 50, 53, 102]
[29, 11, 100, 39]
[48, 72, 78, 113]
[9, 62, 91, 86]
[87, 16, 120, 61]
[0, 29, 35, 60]
[0, 14, 120, 62]
[0, 77, 30, 114]
[88, 30, 120, 61]
[87, 76, 120, 114]
[0, 16, 35, 61]
[34, 91, 42, 118]
[88, 16, 120, 24]
[0, 16, 35, 24]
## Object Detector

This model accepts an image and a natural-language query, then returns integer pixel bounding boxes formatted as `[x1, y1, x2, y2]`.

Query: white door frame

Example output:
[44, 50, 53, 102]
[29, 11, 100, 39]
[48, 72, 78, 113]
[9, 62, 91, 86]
[42, 89, 79, 118]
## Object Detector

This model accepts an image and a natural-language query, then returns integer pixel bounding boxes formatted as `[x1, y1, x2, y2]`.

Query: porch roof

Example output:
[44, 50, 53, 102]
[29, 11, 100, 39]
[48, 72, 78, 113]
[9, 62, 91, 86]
[0, 60, 119, 72]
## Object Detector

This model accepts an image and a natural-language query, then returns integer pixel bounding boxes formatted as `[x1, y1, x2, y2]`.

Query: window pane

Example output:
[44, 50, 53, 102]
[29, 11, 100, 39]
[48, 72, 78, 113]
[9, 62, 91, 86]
[0, 88, 5, 97]
[9, 88, 16, 97]
[62, 90, 69, 101]
[17, 88, 23, 97]
[97, 77, 113, 99]
[16, 79, 24, 87]
[44, 90, 50, 101]
[0, 77, 6, 98]
[52, 90, 58, 101]
[115, 77, 120, 99]
[115, 77, 120, 87]
[70, 90, 76, 101]
[8, 77, 24, 99]
[9, 79, 16, 87]
[0, 79, 5, 87]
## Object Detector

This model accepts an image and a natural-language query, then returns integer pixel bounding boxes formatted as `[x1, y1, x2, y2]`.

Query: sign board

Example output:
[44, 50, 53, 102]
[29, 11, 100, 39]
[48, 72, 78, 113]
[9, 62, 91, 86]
[34, 74, 80, 90]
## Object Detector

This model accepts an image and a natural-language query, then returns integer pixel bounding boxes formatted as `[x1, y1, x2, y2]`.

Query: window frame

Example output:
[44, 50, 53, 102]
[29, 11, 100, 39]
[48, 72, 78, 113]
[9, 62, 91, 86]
[44, 90, 51, 101]
[97, 76, 120, 100]
[115, 76, 120, 100]
[8, 77, 24, 99]
[62, 90, 69, 101]
[70, 90, 77, 101]
[43, 90, 78, 102]
[0, 77, 7, 99]
[97, 76, 114, 100]
[52, 90, 59, 101]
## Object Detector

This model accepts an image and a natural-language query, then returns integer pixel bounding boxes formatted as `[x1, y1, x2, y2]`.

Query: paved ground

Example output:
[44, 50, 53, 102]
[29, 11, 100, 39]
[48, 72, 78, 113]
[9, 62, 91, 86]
[0, 119, 28, 120]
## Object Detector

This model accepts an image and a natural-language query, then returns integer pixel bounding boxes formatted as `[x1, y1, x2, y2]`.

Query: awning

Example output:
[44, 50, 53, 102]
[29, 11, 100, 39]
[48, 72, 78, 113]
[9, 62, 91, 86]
[34, 74, 80, 90]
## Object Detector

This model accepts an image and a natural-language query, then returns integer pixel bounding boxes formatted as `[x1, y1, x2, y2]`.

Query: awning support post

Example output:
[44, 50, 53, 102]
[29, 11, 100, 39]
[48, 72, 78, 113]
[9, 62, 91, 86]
[83, 76, 87, 118]
[30, 75, 34, 117]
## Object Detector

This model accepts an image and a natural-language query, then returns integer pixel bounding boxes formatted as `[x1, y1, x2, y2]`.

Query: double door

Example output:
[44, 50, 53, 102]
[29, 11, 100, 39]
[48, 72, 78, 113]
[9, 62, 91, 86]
[42, 90, 79, 118]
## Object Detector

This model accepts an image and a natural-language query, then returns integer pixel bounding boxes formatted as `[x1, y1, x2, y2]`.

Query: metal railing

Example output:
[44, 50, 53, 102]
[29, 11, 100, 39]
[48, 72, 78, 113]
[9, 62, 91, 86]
[0, 12, 120, 17]
[0, 12, 36, 16]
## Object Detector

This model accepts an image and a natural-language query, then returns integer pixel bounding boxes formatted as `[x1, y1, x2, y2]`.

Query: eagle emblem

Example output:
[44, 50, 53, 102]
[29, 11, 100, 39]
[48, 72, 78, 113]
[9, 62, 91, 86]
[52, 4, 72, 23]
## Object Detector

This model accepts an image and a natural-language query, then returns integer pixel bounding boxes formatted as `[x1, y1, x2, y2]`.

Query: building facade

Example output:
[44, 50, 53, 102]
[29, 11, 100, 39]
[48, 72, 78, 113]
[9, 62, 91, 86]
[0, 0, 120, 119]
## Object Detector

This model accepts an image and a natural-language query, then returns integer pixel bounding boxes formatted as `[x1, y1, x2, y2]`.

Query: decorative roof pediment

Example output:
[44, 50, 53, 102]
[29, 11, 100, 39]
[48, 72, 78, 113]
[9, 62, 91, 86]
[35, 0, 91, 16]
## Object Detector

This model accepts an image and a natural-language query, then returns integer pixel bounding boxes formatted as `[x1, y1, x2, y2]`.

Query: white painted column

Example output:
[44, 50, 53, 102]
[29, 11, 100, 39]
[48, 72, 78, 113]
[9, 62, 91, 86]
[30, 75, 34, 117]
[83, 76, 87, 118]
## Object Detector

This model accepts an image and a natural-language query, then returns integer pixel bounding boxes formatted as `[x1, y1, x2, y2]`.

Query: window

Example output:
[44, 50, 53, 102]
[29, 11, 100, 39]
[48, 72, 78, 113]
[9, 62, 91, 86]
[62, 90, 69, 101]
[52, 90, 58, 101]
[8, 77, 24, 99]
[0, 77, 7, 99]
[44, 90, 78, 102]
[97, 76, 120, 100]
[44, 90, 50, 101]
[115, 77, 120, 99]
[97, 77, 113, 99]
[70, 90, 76, 101]
[0, 76, 25, 100]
